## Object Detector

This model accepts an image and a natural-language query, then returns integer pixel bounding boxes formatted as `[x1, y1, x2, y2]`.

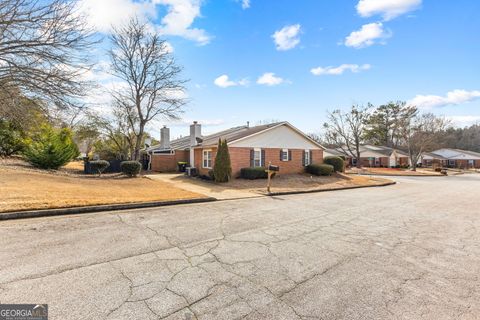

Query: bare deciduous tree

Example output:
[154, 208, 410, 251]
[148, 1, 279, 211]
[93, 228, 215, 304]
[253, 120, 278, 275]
[109, 18, 187, 160]
[323, 105, 370, 168]
[0, 0, 96, 109]
[403, 112, 450, 171]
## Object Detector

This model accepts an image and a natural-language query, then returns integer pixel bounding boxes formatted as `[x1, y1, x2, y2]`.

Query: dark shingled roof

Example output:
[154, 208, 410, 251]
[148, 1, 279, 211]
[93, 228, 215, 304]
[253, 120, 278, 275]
[147, 122, 286, 151]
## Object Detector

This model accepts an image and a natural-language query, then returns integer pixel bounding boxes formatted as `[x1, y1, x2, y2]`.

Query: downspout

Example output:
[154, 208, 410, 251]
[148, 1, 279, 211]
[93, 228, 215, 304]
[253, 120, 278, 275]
[147, 151, 152, 171]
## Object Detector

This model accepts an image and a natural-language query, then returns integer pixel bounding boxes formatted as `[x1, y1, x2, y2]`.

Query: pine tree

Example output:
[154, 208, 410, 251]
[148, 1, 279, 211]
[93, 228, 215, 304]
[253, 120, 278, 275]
[213, 138, 232, 182]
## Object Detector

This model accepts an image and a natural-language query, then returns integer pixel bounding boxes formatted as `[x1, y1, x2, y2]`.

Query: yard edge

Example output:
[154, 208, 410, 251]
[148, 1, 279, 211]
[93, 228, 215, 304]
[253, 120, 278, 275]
[0, 197, 216, 221]
[266, 181, 397, 196]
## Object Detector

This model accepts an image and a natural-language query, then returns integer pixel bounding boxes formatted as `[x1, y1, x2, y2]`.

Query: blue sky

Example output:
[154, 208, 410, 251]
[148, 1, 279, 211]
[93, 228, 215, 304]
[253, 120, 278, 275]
[80, 0, 480, 139]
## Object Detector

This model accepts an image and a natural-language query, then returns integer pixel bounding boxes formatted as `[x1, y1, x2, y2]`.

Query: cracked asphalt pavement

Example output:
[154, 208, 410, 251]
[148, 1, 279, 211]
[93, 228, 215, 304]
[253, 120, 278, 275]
[1, 174, 479, 319]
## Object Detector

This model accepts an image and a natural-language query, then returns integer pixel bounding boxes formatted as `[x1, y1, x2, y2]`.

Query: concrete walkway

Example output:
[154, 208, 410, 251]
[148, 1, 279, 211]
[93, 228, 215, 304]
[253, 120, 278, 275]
[146, 173, 262, 200]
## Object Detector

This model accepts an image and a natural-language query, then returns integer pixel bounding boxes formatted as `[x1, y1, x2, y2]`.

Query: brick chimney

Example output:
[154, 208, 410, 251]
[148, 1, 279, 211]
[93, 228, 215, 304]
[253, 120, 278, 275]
[160, 125, 170, 149]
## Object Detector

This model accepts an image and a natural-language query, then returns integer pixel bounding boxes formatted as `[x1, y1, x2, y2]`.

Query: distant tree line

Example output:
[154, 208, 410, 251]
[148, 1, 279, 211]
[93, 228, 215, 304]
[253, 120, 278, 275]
[321, 102, 479, 170]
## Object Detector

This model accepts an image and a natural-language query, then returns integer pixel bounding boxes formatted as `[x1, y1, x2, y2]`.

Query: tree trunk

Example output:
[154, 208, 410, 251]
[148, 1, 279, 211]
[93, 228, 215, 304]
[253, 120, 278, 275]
[133, 125, 145, 161]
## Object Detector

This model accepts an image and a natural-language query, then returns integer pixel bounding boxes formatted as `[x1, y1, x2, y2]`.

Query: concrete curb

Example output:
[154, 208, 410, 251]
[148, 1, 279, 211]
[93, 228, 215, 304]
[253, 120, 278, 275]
[353, 173, 443, 177]
[267, 181, 397, 196]
[0, 197, 217, 221]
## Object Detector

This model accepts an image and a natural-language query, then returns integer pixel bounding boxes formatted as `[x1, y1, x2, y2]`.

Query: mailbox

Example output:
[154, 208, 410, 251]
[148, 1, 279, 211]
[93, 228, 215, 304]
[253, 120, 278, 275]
[268, 164, 279, 172]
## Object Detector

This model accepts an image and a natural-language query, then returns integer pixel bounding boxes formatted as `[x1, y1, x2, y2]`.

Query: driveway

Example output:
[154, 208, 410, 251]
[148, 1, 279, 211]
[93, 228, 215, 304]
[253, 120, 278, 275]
[0, 175, 479, 319]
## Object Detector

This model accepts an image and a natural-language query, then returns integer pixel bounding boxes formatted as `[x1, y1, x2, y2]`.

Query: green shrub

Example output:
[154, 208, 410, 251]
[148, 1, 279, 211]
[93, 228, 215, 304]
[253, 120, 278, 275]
[306, 164, 334, 176]
[120, 161, 142, 177]
[240, 167, 268, 179]
[213, 139, 232, 182]
[0, 120, 25, 157]
[324, 156, 345, 172]
[23, 125, 79, 169]
[208, 169, 215, 180]
[89, 160, 110, 176]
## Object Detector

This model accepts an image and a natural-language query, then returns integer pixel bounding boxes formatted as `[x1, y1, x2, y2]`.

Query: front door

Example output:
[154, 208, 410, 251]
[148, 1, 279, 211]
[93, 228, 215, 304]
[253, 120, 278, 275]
[389, 156, 396, 167]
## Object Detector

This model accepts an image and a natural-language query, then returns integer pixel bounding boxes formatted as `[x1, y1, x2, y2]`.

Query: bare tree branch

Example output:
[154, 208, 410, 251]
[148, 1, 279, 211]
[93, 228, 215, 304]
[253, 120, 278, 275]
[109, 18, 187, 160]
[0, 0, 97, 109]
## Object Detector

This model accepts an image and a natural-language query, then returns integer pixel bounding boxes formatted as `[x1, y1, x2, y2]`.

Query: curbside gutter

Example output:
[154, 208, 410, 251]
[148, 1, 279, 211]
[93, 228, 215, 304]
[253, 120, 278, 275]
[267, 181, 397, 197]
[0, 197, 216, 221]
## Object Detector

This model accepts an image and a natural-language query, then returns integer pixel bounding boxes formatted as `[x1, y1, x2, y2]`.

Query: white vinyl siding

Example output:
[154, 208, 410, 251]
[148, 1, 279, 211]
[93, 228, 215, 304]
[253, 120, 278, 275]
[202, 149, 212, 169]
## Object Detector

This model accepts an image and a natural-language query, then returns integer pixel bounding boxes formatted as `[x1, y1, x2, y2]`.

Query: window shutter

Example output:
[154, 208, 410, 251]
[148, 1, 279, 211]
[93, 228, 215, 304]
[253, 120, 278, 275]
[279, 150, 283, 161]
[302, 150, 305, 166]
[288, 150, 292, 161]
[310, 151, 313, 164]
[250, 149, 254, 167]
[261, 149, 265, 167]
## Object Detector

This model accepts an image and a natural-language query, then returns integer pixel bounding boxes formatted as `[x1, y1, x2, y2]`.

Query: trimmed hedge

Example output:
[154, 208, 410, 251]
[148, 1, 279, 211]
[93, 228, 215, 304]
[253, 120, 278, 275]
[324, 156, 345, 172]
[240, 167, 268, 179]
[120, 161, 142, 177]
[89, 160, 110, 175]
[306, 164, 334, 176]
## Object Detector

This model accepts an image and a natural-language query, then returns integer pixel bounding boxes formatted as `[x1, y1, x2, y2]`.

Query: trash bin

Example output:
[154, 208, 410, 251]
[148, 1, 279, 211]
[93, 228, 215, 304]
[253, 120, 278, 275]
[177, 162, 188, 172]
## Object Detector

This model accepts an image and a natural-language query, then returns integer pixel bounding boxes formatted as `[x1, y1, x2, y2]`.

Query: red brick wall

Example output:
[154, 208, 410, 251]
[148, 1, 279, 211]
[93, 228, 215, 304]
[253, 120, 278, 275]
[195, 147, 324, 177]
[151, 150, 189, 172]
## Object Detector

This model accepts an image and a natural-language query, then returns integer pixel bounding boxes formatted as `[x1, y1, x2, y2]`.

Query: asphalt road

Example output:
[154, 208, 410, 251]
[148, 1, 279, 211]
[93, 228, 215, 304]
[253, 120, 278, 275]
[1, 174, 479, 320]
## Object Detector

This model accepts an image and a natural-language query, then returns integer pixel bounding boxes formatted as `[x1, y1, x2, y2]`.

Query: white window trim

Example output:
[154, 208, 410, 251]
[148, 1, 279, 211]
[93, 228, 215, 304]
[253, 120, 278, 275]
[304, 150, 311, 166]
[202, 149, 212, 169]
[281, 149, 289, 162]
[253, 148, 262, 167]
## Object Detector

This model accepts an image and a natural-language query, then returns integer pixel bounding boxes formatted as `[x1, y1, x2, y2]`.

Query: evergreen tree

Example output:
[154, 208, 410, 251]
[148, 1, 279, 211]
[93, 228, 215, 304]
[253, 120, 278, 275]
[24, 125, 79, 169]
[213, 139, 232, 182]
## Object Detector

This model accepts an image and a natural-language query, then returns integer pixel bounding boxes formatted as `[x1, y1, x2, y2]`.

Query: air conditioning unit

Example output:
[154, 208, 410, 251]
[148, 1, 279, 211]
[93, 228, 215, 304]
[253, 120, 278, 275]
[185, 167, 197, 176]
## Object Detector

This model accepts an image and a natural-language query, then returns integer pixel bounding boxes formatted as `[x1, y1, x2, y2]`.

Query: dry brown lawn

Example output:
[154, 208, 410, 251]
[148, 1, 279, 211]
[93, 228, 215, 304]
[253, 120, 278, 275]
[150, 172, 393, 198]
[0, 163, 206, 213]
[224, 173, 392, 194]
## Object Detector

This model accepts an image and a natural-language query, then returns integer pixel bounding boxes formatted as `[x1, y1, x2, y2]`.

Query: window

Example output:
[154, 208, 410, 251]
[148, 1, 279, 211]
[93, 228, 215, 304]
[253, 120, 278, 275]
[202, 149, 212, 168]
[253, 148, 262, 167]
[281, 149, 289, 161]
[304, 150, 311, 166]
[352, 158, 357, 166]
[448, 160, 456, 167]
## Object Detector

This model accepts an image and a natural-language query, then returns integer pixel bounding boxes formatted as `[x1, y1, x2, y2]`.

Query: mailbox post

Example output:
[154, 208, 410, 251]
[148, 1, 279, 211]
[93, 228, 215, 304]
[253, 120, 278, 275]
[265, 162, 279, 194]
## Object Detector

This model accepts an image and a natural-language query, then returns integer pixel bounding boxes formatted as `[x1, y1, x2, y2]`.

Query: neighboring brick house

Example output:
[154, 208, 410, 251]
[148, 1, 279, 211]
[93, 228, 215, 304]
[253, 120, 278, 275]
[324, 144, 410, 168]
[422, 149, 480, 169]
[146, 121, 325, 177]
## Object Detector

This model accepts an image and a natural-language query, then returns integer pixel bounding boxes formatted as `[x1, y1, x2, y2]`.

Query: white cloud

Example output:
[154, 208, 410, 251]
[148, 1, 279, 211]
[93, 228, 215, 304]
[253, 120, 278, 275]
[356, 0, 422, 21]
[409, 89, 480, 109]
[344, 22, 391, 48]
[256, 73, 287, 86]
[214, 75, 249, 88]
[77, 0, 154, 33]
[311, 64, 371, 76]
[272, 24, 301, 51]
[447, 115, 480, 127]
[241, 0, 250, 9]
[78, 0, 210, 45]
[154, 0, 211, 45]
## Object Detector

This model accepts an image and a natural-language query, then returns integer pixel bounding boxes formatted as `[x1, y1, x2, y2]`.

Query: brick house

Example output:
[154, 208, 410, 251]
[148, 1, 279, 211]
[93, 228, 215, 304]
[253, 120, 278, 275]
[422, 149, 480, 169]
[146, 121, 325, 177]
[324, 144, 410, 168]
